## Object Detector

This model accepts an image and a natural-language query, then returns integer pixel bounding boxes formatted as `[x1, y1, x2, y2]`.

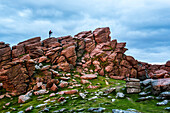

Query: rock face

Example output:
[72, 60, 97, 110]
[0, 42, 11, 69]
[0, 59, 35, 95]
[0, 27, 169, 95]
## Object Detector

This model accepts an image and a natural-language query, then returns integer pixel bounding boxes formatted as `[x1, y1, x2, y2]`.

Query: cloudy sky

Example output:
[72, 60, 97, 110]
[0, 0, 170, 64]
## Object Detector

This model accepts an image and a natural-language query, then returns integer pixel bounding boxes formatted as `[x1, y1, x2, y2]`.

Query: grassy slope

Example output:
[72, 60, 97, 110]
[0, 75, 169, 113]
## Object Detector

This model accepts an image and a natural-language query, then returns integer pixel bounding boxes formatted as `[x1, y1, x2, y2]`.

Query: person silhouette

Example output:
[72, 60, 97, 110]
[49, 30, 53, 37]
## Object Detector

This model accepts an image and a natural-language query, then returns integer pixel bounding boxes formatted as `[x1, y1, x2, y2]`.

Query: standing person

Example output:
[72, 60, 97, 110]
[49, 30, 53, 37]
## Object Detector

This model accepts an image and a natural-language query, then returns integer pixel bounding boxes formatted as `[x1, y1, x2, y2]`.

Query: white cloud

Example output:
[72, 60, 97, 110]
[18, 9, 32, 18]
[0, 0, 170, 63]
[126, 46, 170, 64]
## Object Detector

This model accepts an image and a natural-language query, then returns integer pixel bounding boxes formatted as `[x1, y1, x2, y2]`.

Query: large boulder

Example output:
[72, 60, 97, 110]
[93, 27, 111, 44]
[61, 46, 77, 66]
[126, 56, 138, 66]
[149, 69, 169, 78]
[151, 78, 170, 95]
[61, 46, 76, 58]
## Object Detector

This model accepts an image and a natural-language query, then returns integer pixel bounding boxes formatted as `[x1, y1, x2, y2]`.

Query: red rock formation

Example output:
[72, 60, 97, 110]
[0, 27, 169, 96]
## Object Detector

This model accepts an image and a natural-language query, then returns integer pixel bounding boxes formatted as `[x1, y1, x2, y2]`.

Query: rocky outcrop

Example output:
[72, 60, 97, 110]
[0, 27, 169, 95]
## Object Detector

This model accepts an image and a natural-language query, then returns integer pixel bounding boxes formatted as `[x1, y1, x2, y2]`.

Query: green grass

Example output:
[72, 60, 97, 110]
[0, 74, 169, 113]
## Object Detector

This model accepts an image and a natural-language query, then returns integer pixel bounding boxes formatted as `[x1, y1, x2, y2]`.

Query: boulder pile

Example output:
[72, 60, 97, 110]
[0, 27, 169, 95]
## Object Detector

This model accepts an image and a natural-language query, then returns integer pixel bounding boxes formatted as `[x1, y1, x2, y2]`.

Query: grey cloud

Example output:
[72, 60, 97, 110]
[0, 0, 170, 63]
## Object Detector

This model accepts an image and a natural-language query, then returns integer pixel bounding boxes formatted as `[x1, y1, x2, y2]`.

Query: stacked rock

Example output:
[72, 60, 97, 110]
[126, 78, 141, 93]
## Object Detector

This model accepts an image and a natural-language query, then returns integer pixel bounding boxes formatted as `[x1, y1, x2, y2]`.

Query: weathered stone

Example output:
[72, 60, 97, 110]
[139, 92, 151, 96]
[85, 38, 96, 53]
[0, 95, 5, 99]
[159, 91, 170, 98]
[0, 83, 3, 88]
[58, 89, 78, 95]
[119, 66, 130, 77]
[57, 62, 71, 72]
[81, 79, 91, 84]
[74, 74, 80, 78]
[88, 96, 98, 100]
[18, 95, 31, 103]
[34, 89, 49, 95]
[18, 37, 41, 45]
[151, 78, 170, 95]
[165, 107, 170, 111]
[80, 74, 97, 80]
[165, 61, 170, 67]
[39, 56, 47, 63]
[141, 79, 153, 86]
[116, 92, 125, 98]
[12, 44, 25, 58]
[42, 37, 58, 47]
[127, 88, 141, 94]
[49, 93, 56, 97]
[104, 88, 116, 94]
[41, 65, 51, 71]
[157, 100, 169, 106]
[130, 68, 137, 78]
[120, 60, 132, 69]
[112, 109, 139, 113]
[87, 85, 100, 89]
[59, 81, 68, 88]
[99, 68, 105, 76]
[110, 76, 124, 80]
[25, 106, 33, 112]
[105, 65, 113, 72]
[61, 46, 76, 58]
[0, 47, 11, 65]
[126, 78, 140, 82]
[48, 42, 61, 48]
[79, 93, 86, 99]
[35, 103, 47, 108]
[126, 81, 140, 88]
[136, 96, 154, 102]
[138, 70, 147, 80]
[50, 83, 58, 92]
[126, 56, 138, 66]
[93, 27, 110, 44]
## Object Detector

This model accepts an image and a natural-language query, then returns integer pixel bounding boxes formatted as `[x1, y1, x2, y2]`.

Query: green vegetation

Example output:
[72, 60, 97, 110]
[0, 75, 169, 113]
